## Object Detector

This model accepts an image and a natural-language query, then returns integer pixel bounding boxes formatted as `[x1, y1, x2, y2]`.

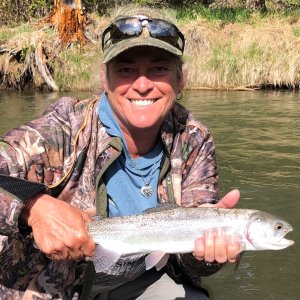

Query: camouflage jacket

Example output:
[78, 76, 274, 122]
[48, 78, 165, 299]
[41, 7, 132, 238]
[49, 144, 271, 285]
[0, 95, 220, 299]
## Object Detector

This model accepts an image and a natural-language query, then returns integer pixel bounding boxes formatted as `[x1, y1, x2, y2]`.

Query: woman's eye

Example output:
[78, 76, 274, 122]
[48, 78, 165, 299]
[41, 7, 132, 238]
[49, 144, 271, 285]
[117, 67, 135, 75]
[119, 68, 131, 73]
[152, 66, 168, 75]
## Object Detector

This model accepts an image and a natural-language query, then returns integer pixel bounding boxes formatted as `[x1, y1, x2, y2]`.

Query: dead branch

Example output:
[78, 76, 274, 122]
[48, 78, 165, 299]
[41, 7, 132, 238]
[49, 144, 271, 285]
[35, 42, 59, 91]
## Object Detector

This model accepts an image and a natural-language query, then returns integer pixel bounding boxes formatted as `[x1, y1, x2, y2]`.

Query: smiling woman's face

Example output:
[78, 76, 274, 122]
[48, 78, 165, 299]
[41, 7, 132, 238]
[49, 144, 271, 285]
[103, 46, 184, 136]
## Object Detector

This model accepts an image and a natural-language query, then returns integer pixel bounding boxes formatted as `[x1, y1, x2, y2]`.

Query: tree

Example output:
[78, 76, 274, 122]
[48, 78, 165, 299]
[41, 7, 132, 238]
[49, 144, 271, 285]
[37, 0, 90, 48]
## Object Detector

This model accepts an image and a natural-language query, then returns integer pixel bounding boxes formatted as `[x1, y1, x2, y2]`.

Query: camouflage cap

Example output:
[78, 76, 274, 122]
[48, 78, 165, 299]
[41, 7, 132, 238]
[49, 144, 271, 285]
[102, 5, 184, 63]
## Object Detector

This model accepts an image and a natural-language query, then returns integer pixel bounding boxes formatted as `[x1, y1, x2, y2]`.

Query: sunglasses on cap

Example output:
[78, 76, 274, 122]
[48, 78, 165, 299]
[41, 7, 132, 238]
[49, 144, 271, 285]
[102, 16, 185, 53]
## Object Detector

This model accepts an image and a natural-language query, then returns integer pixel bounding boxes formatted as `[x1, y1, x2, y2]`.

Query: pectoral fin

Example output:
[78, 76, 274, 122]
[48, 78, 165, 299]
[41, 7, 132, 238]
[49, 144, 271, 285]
[145, 251, 170, 271]
[93, 244, 122, 273]
[234, 251, 244, 271]
[155, 253, 170, 271]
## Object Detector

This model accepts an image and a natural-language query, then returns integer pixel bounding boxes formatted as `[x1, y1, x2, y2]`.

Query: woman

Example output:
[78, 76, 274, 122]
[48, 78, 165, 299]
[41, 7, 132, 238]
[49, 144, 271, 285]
[0, 5, 241, 300]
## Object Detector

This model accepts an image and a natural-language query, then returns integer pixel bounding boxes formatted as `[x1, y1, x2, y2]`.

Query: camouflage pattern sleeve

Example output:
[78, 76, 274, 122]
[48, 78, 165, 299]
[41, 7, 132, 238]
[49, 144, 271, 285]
[0, 96, 81, 236]
[160, 103, 219, 207]
[0, 96, 99, 298]
[0, 186, 24, 236]
[167, 103, 220, 207]
[181, 123, 219, 206]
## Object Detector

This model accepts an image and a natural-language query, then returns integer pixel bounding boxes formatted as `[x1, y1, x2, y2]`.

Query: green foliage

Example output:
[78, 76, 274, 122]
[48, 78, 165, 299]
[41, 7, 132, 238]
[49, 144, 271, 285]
[204, 41, 272, 87]
[1, 1, 300, 27]
[134, 0, 154, 5]
[20, 44, 35, 62]
[0, 0, 51, 26]
[246, 43, 264, 59]
[177, 5, 252, 23]
[83, 0, 171, 14]
[292, 26, 300, 37]
[0, 24, 33, 42]
[28, 0, 52, 16]
[267, 0, 300, 7]
[52, 47, 100, 91]
[208, 43, 239, 76]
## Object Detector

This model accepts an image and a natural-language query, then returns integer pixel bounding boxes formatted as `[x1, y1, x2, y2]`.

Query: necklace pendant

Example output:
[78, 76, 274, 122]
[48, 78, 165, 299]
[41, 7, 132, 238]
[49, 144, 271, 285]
[141, 185, 153, 198]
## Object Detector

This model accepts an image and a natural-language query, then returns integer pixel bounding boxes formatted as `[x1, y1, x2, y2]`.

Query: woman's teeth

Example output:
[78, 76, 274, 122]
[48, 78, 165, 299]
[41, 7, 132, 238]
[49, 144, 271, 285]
[130, 99, 156, 106]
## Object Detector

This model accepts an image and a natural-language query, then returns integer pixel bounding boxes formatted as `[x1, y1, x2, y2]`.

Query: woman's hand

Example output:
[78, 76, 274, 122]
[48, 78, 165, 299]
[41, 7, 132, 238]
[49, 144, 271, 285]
[25, 194, 95, 260]
[193, 189, 241, 264]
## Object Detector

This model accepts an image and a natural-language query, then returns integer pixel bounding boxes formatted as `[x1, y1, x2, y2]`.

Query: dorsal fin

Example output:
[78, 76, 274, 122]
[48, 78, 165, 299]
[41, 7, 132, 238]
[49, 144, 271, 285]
[143, 203, 179, 214]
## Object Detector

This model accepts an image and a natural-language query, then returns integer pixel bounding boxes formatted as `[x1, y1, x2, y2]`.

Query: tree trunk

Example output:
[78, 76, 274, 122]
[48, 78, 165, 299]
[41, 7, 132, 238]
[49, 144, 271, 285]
[37, 0, 90, 48]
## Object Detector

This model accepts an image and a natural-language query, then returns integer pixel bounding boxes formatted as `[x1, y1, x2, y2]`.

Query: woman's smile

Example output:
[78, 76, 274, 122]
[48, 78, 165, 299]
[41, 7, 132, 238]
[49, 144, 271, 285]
[129, 98, 158, 107]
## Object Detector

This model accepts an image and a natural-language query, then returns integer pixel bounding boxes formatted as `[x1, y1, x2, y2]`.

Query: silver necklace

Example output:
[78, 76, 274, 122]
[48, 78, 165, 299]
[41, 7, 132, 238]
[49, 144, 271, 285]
[131, 154, 161, 199]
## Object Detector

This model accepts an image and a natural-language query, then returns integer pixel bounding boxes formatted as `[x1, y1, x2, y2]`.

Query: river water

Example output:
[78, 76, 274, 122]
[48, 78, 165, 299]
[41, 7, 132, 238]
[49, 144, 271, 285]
[0, 90, 299, 299]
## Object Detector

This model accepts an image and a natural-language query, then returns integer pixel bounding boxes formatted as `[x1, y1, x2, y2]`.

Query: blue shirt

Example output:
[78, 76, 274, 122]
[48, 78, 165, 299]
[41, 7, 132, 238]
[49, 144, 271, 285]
[97, 93, 163, 217]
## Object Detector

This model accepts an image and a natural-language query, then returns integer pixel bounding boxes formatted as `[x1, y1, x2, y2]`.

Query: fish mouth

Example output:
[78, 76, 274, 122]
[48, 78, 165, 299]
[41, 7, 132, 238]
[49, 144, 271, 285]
[266, 228, 295, 250]
[249, 227, 295, 250]
[279, 238, 295, 248]
[257, 238, 294, 250]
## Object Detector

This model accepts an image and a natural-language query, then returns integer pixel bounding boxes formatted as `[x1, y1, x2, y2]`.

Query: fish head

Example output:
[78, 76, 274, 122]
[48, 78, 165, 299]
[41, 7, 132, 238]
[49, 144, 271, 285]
[246, 211, 294, 251]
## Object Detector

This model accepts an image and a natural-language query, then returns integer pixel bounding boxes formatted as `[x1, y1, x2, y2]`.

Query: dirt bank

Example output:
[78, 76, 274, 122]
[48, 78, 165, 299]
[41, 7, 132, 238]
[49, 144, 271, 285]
[0, 13, 299, 91]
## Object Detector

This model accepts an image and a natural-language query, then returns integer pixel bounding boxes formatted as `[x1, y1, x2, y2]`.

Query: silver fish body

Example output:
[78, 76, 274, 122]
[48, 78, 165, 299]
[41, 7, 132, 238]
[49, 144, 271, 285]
[87, 207, 294, 273]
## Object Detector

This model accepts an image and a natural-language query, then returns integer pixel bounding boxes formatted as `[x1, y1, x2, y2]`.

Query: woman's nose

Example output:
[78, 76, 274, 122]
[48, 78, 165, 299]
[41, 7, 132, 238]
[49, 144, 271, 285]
[131, 75, 154, 94]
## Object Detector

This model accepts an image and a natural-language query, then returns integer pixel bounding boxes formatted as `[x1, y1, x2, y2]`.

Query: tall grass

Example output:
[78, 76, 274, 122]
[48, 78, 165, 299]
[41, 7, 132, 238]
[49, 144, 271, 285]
[52, 45, 103, 92]
[1, 6, 299, 91]
[176, 3, 300, 24]
[0, 24, 33, 43]
[182, 14, 300, 89]
[177, 5, 253, 23]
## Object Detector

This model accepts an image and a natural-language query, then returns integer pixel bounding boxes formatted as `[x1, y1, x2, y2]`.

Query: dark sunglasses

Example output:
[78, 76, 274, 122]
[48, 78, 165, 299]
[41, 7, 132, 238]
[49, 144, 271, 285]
[102, 16, 185, 53]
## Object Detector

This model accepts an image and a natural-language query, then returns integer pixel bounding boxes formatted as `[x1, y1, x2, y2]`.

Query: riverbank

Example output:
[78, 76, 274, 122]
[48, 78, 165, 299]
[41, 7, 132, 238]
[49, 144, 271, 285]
[0, 9, 299, 92]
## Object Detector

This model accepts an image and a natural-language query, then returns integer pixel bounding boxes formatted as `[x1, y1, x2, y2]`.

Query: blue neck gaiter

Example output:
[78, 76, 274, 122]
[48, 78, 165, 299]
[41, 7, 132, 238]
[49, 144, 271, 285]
[98, 92, 163, 217]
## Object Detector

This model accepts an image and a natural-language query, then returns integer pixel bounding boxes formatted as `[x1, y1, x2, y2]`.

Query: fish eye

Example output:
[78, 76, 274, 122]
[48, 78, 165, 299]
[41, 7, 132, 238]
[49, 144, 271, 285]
[275, 222, 284, 230]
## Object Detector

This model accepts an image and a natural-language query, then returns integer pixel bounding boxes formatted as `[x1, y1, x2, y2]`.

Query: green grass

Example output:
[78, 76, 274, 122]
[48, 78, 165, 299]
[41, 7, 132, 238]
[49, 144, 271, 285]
[0, 24, 33, 42]
[52, 46, 102, 91]
[246, 43, 264, 60]
[292, 26, 300, 37]
[176, 3, 300, 24]
[177, 5, 254, 23]
[207, 43, 240, 85]
[53, 50, 87, 91]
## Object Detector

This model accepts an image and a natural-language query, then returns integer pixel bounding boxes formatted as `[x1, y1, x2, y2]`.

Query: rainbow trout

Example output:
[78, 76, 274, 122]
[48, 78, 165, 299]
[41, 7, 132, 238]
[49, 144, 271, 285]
[88, 206, 294, 273]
